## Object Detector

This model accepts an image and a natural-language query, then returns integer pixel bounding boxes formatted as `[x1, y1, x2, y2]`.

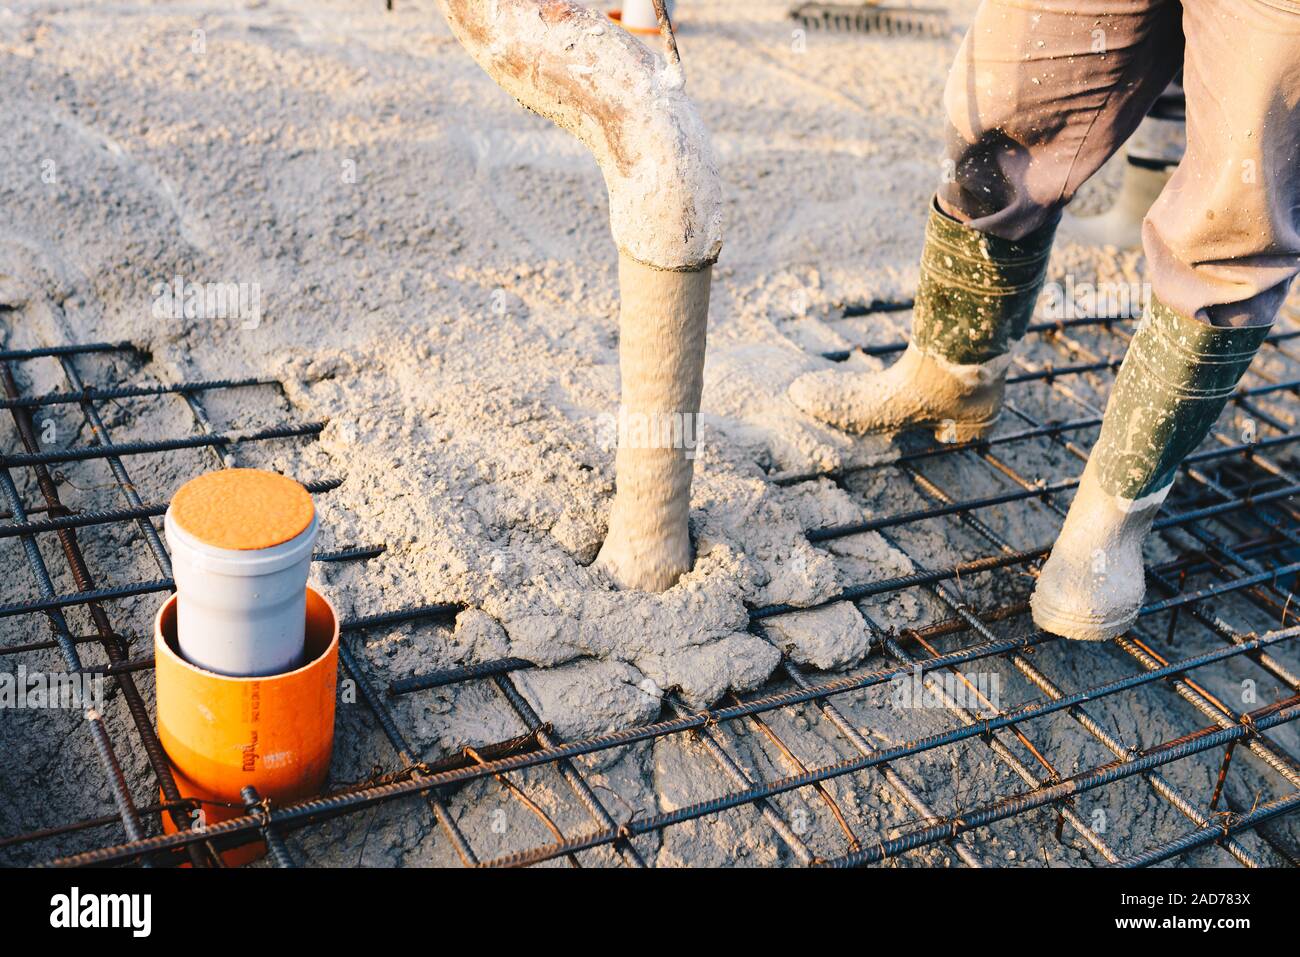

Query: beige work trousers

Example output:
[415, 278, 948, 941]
[937, 0, 1300, 328]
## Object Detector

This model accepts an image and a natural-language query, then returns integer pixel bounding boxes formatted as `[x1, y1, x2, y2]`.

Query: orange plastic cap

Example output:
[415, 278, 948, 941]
[170, 468, 315, 551]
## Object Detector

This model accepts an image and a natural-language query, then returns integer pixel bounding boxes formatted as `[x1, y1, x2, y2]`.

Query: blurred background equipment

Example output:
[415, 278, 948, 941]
[790, 1, 949, 37]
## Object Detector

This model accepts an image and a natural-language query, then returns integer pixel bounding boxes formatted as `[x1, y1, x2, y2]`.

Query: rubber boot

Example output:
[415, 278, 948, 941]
[1060, 157, 1174, 251]
[789, 200, 1054, 440]
[1031, 299, 1270, 640]
[1061, 83, 1185, 252]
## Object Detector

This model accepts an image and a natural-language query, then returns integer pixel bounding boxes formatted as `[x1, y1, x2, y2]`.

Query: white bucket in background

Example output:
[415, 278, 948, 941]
[621, 0, 673, 33]
[165, 509, 318, 677]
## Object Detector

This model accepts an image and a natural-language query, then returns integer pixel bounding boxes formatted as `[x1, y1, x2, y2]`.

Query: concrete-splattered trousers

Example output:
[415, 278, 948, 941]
[937, 0, 1300, 331]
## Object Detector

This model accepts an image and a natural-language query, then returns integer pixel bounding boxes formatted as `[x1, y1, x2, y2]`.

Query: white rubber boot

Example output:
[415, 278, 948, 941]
[1030, 459, 1170, 641]
[1061, 84, 1184, 251]
[789, 344, 1008, 442]
[1060, 159, 1173, 251]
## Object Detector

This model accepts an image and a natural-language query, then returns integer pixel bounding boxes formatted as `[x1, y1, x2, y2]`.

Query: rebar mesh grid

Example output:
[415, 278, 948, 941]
[3, 286, 1300, 869]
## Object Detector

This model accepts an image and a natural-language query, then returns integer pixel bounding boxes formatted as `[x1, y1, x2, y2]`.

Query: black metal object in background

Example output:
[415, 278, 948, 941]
[790, 2, 951, 38]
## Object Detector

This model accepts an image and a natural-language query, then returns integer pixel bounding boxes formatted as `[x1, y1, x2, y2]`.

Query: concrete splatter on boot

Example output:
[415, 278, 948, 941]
[789, 201, 1054, 441]
[1032, 301, 1270, 640]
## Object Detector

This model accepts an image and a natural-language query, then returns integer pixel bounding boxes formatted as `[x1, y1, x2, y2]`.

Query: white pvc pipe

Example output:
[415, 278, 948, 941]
[164, 511, 318, 676]
[437, 0, 723, 591]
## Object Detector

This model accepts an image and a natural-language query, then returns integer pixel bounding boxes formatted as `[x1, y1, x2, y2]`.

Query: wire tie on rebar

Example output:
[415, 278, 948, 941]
[360, 761, 431, 788]
[1212, 809, 1238, 842]
[251, 796, 273, 828]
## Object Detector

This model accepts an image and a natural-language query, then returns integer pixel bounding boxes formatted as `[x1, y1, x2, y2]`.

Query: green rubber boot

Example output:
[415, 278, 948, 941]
[789, 200, 1055, 441]
[1032, 299, 1270, 641]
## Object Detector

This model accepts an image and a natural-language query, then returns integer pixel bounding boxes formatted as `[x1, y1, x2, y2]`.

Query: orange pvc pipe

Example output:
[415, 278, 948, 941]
[154, 586, 339, 866]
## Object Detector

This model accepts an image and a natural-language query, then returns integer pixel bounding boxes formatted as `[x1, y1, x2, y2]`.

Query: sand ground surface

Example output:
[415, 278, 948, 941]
[2, 0, 1298, 867]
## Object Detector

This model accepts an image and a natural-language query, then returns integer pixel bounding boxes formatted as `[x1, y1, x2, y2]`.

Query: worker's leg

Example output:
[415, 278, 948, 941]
[790, 0, 1183, 438]
[1061, 78, 1186, 250]
[1032, 0, 1300, 641]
